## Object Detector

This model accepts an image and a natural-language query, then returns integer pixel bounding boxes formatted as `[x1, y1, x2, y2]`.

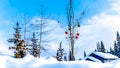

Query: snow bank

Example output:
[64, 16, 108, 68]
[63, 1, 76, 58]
[0, 50, 120, 68]
[0, 54, 114, 68]
[33, 61, 111, 68]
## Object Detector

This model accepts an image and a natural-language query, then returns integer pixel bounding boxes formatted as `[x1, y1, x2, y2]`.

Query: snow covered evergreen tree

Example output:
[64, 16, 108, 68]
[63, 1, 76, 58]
[116, 32, 120, 57]
[96, 42, 101, 52]
[115, 32, 120, 57]
[113, 41, 118, 56]
[96, 41, 106, 53]
[56, 42, 66, 61]
[8, 22, 27, 58]
[108, 32, 120, 58]
[109, 47, 114, 54]
[84, 51, 86, 57]
[100, 41, 106, 53]
[64, 56, 67, 61]
[31, 33, 39, 58]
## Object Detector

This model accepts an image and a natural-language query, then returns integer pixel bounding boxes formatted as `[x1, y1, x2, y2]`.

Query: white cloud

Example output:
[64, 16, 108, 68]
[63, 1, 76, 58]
[76, 0, 120, 55]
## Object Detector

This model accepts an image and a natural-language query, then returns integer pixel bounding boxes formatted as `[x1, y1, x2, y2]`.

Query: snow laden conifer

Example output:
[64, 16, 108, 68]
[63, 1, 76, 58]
[108, 32, 120, 58]
[56, 42, 66, 61]
[8, 22, 28, 58]
[109, 47, 114, 54]
[113, 41, 118, 56]
[84, 51, 86, 58]
[110, 32, 120, 57]
[96, 41, 106, 53]
[96, 42, 101, 52]
[30, 33, 40, 58]
[100, 41, 106, 53]
[116, 32, 120, 57]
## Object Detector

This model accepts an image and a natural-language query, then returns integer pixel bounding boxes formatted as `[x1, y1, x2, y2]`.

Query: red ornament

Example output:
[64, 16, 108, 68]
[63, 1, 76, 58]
[65, 31, 68, 34]
[77, 33, 80, 36]
[75, 36, 78, 39]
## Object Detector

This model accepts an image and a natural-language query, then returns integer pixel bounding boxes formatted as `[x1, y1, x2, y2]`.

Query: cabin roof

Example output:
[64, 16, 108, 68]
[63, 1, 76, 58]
[85, 56, 102, 63]
[93, 52, 118, 59]
[90, 52, 118, 59]
[84, 51, 118, 63]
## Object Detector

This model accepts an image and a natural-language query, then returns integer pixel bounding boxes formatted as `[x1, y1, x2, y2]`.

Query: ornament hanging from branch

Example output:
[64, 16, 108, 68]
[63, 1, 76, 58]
[65, 31, 68, 35]
[75, 36, 78, 39]
[76, 33, 80, 36]
[77, 24, 80, 27]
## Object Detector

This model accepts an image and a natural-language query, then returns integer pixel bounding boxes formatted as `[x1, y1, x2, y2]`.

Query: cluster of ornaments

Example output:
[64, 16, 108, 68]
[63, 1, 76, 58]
[65, 31, 80, 39]
[65, 24, 80, 39]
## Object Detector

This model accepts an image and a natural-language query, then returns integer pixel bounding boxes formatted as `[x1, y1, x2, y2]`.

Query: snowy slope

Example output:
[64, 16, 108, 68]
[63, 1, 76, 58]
[0, 45, 118, 68]
[0, 52, 120, 68]
[0, 43, 119, 68]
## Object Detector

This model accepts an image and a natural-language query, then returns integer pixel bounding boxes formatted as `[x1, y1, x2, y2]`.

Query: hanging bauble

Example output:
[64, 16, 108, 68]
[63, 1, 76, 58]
[77, 33, 80, 36]
[65, 31, 68, 34]
[75, 36, 78, 39]
[78, 24, 80, 27]
[68, 28, 71, 30]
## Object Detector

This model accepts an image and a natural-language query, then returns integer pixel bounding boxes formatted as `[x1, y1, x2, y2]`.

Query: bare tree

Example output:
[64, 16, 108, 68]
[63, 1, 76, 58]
[20, 13, 32, 44]
[30, 5, 52, 58]
[65, 0, 85, 61]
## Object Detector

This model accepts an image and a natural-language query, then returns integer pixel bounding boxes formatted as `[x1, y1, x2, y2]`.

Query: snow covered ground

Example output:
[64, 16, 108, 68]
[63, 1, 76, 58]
[0, 45, 119, 68]
[0, 53, 120, 68]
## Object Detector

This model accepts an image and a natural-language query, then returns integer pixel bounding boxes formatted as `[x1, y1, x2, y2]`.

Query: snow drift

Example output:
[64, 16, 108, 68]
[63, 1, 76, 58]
[0, 45, 119, 68]
[0, 53, 120, 68]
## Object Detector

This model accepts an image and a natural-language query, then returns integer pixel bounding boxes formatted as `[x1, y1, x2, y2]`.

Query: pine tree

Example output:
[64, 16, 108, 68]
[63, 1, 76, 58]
[117, 32, 120, 47]
[100, 41, 106, 53]
[96, 42, 101, 52]
[113, 41, 118, 55]
[56, 42, 64, 61]
[69, 51, 72, 61]
[84, 51, 86, 57]
[8, 22, 27, 58]
[31, 33, 39, 58]
[64, 56, 67, 61]
[117, 32, 120, 57]
[95, 49, 97, 52]
[117, 31, 120, 43]
[95, 41, 106, 53]
[109, 47, 114, 54]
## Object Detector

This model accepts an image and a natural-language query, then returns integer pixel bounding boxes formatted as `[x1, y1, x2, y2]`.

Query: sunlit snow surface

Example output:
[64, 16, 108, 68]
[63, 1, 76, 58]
[0, 45, 118, 68]
[0, 53, 120, 68]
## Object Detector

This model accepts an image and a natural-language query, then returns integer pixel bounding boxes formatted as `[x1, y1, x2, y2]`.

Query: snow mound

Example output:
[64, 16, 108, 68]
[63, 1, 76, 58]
[0, 48, 119, 68]
[0, 54, 116, 68]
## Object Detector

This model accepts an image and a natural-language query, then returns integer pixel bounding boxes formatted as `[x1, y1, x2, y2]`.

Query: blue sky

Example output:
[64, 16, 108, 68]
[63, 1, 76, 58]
[0, 0, 110, 21]
[0, 0, 110, 34]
